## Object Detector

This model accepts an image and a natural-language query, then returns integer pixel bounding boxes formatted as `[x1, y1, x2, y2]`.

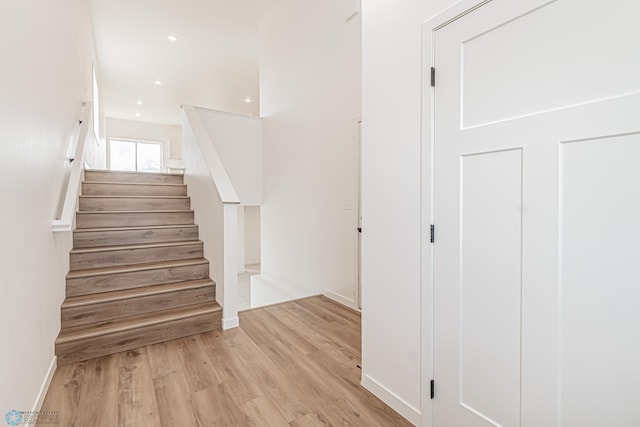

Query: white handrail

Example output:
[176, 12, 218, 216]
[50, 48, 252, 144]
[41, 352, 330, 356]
[182, 104, 240, 204]
[52, 102, 93, 232]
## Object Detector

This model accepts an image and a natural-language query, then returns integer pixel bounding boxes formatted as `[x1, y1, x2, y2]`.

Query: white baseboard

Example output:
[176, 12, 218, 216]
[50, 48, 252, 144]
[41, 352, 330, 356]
[26, 357, 57, 427]
[361, 373, 421, 426]
[322, 289, 359, 311]
[222, 316, 240, 330]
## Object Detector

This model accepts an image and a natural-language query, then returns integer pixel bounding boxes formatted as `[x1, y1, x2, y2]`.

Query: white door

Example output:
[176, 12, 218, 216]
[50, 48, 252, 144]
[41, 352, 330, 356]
[432, 1, 640, 426]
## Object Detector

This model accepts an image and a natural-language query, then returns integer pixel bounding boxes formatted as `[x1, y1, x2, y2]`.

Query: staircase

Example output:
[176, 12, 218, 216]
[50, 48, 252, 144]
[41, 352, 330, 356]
[55, 170, 221, 365]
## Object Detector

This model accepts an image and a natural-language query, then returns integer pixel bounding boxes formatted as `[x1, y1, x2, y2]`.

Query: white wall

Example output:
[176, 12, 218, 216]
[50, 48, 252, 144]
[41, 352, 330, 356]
[84, 113, 107, 169]
[0, 0, 96, 416]
[244, 206, 261, 266]
[361, 0, 458, 424]
[259, 0, 361, 307]
[84, 66, 107, 169]
[237, 207, 246, 272]
[196, 108, 263, 205]
[182, 109, 239, 329]
[105, 117, 182, 171]
[181, 113, 225, 305]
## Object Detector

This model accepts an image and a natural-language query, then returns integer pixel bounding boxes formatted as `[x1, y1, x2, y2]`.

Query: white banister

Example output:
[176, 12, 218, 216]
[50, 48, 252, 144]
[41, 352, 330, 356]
[52, 102, 93, 232]
[182, 104, 240, 205]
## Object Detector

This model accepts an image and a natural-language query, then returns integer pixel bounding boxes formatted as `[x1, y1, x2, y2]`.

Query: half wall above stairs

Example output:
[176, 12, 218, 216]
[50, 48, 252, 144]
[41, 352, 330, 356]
[181, 105, 263, 329]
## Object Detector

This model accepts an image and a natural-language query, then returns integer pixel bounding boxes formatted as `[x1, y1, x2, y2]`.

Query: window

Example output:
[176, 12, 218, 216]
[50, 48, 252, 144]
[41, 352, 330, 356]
[109, 139, 162, 172]
[92, 66, 100, 143]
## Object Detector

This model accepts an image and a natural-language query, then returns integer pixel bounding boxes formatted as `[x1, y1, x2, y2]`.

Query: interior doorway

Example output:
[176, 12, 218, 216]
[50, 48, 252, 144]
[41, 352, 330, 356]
[237, 206, 261, 311]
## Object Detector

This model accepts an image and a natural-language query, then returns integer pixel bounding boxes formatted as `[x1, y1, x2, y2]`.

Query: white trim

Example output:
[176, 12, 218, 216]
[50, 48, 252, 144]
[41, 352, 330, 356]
[353, 116, 363, 310]
[182, 105, 241, 204]
[192, 105, 261, 120]
[108, 138, 165, 174]
[420, 2, 495, 426]
[322, 289, 358, 311]
[108, 136, 165, 146]
[26, 357, 57, 427]
[51, 221, 73, 233]
[52, 102, 92, 232]
[222, 316, 240, 329]
[92, 65, 100, 146]
[362, 373, 421, 426]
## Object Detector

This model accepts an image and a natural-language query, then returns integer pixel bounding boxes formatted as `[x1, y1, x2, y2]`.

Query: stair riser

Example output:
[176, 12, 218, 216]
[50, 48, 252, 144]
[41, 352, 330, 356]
[66, 263, 209, 296]
[70, 243, 204, 270]
[61, 286, 216, 329]
[85, 171, 183, 185]
[56, 311, 221, 365]
[73, 226, 199, 248]
[82, 182, 187, 197]
[79, 197, 190, 211]
[76, 211, 194, 228]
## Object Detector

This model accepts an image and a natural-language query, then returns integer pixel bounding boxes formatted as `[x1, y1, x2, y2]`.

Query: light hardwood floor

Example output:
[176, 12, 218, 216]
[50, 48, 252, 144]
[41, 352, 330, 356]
[42, 296, 412, 426]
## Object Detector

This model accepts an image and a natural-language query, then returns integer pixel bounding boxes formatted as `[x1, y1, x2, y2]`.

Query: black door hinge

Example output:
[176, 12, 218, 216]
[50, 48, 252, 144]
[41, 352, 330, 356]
[357, 227, 362, 233]
[430, 67, 436, 87]
[430, 380, 435, 399]
[430, 225, 435, 243]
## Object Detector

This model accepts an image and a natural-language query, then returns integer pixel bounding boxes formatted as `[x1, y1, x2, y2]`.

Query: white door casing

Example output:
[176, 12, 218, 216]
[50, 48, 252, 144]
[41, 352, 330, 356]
[427, 1, 640, 426]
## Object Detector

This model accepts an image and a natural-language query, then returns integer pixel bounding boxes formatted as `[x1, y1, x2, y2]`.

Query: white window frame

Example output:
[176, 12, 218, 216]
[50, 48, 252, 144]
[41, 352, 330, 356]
[108, 138, 164, 172]
[92, 66, 100, 144]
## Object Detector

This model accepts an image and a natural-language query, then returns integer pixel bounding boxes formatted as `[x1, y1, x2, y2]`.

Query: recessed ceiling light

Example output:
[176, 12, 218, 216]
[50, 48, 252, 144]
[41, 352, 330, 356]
[135, 112, 141, 117]
[136, 99, 143, 105]
[167, 34, 177, 42]
[244, 97, 252, 103]
[154, 79, 163, 86]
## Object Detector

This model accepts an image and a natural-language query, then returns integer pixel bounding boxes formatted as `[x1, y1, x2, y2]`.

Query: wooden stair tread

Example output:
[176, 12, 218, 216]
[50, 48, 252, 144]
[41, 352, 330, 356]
[58, 171, 218, 364]
[86, 170, 181, 178]
[73, 224, 198, 233]
[56, 302, 221, 344]
[83, 181, 186, 187]
[79, 195, 189, 199]
[76, 209, 193, 214]
[66, 258, 208, 278]
[62, 279, 215, 308]
[69, 240, 201, 254]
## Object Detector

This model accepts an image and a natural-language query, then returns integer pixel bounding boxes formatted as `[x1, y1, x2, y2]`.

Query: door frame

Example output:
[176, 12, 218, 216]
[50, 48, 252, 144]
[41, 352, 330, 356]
[420, 2, 492, 426]
[356, 117, 362, 310]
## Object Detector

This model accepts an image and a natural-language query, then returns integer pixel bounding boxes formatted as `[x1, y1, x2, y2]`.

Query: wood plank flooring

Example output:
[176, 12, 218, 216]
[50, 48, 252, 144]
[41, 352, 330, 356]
[42, 296, 412, 427]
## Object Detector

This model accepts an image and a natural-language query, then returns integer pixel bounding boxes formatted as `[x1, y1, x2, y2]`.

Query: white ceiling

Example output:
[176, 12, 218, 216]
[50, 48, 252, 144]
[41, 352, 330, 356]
[90, 0, 277, 125]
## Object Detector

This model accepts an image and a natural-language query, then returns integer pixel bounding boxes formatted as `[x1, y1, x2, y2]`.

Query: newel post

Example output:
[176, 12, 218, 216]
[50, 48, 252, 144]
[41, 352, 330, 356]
[222, 203, 239, 329]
